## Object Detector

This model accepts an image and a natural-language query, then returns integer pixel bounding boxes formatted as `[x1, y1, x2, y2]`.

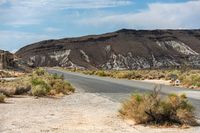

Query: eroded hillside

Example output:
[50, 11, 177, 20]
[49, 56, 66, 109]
[16, 29, 200, 70]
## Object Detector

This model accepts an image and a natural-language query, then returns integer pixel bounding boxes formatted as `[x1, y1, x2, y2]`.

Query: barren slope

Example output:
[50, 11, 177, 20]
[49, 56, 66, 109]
[16, 29, 200, 69]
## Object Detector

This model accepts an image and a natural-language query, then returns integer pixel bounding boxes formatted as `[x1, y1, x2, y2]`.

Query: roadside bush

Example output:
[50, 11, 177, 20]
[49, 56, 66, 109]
[82, 70, 95, 75]
[68, 68, 200, 89]
[0, 93, 6, 103]
[113, 71, 135, 79]
[52, 73, 64, 80]
[49, 79, 75, 95]
[33, 68, 46, 76]
[0, 68, 75, 97]
[181, 74, 200, 87]
[31, 69, 75, 96]
[94, 71, 111, 77]
[119, 88, 198, 126]
[31, 85, 48, 96]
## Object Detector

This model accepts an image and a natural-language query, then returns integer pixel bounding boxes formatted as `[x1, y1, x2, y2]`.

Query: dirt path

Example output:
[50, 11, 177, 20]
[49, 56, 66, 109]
[0, 92, 199, 133]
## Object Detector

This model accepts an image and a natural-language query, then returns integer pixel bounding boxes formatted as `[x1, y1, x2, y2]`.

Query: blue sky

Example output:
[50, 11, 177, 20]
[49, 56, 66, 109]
[0, 0, 200, 52]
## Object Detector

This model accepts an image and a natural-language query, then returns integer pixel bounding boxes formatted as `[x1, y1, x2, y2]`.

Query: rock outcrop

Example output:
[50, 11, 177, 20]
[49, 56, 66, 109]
[0, 50, 16, 69]
[16, 29, 200, 70]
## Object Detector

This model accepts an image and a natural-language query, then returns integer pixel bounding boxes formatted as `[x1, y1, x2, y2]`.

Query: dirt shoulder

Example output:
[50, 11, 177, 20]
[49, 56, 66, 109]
[0, 92, 199, 133]
[137, 79, 171, 85]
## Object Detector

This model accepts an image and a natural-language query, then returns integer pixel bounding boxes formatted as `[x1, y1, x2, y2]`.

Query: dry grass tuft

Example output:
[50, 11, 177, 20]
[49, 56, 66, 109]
[119, 87, 198, 126]
[0, 68, 75, 97]
[30, 68, 75, 97]
[0, 93, 6, 103]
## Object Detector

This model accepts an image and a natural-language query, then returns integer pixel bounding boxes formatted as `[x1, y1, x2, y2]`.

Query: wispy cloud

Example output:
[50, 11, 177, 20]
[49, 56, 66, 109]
[6, 0, 132, 9]
[1, 0, 200, 51]
[44, 27, 61, 33]
[0, 0, 133, 26]
[79, 1, 200, 29]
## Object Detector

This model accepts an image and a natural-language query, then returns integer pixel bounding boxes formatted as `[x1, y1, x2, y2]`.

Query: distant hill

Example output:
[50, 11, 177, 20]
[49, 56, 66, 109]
[16, 29, 200, 70]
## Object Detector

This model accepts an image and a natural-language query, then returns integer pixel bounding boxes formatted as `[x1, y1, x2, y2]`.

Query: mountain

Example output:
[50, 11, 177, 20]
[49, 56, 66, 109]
[16, 29, 200, 70]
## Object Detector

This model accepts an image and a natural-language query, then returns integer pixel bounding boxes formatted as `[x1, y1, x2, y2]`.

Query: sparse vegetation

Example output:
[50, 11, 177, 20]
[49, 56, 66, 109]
[0, 68, 75, 97]
[62, 68, 200, 89]
[0, 70, 25, 78]
[30, 68, 75, 96]
[0, 93, 6, 103]
[119, 88, 198, 126]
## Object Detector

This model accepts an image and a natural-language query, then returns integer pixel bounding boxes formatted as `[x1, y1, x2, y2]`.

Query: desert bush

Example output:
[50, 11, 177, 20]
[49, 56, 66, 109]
[62, 68, 200, 88]
[94, 70, 111, 77]
[82, 70, 96, 75]
[31, 69, 74, 96]
[52, 73, 64, 80]
[0, 68, 75, 97]
[31, 77, 48, 87]
[49, 79, 75, 95]
[119, 88, 198, 126]
[179, 73, 200, 87]
[113, 71, 136, 79]
[0, 78, 31, 96]
[31, 84, 49, 96]
[33, 68, 46, 76]
[0, 93, 6, 103]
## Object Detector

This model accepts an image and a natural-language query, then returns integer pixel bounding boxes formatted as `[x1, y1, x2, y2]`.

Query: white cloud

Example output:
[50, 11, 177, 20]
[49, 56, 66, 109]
[6, 0, 132, 9]
[44, 27, 61, 32]
[79, 1, 200, 29]
[0, 0, 132, 26]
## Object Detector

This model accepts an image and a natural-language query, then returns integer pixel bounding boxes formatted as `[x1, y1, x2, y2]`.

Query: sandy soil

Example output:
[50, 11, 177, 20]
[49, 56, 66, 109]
[0, 92, 199, 133]
[139, 79, 171, 85]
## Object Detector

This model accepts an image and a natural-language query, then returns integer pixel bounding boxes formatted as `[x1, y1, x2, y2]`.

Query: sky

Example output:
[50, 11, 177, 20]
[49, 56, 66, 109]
[0, 0, 200, 52]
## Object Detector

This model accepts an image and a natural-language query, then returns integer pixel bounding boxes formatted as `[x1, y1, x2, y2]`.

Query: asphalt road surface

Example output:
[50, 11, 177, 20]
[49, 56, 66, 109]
[47, 68, 200, 119]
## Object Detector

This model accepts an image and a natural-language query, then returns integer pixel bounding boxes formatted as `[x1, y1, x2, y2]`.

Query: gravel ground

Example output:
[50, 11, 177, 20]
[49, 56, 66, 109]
[0, 92, 200, 133]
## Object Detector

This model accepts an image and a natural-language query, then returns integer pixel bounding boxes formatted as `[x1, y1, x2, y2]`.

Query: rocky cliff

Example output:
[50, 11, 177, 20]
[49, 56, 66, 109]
[16, 29, 200, 70]
[0, 50, 16, 69]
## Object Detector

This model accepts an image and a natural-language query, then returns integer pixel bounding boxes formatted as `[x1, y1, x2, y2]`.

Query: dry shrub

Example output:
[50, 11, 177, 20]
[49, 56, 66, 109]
[48, 78, 75, 95]
[33, 68, 46, 76]
[113, 71, 136, 79]
[31, 69, 75, 97]
[94, 71, 111, 77]
[0, 68, 75, 97]
[0, 79, 31, 96]
[0, 93, 6, 103]
[62, 68, 200, 88]
[31, 85, 48, 96]
[181, 74, 200, 87]
[119, 88, 198, 126]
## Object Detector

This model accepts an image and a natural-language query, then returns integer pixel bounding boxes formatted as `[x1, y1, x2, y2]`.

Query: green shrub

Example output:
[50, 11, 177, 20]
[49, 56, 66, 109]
[119, 89, 198, 126]
[51, 73, 64, 80]
[33, 68, 46, 76]
[31, 85, 48, 96]
[30, 76, 51, 96]
[94, 71, 110, 77]
[48, 79, 75, 95]
[113, 71, 135, 79]
[0, 68, 75, 97]
[31, 77, 47, 87]
[0, 93, 6, 103]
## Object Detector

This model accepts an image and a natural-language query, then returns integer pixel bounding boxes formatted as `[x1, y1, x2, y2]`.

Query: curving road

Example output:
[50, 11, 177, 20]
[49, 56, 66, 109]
[47, 68, 200, 119]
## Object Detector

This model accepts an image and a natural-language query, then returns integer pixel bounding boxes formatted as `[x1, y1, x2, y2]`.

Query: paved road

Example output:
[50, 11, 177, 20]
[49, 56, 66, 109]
[47, 68, 200, 119]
